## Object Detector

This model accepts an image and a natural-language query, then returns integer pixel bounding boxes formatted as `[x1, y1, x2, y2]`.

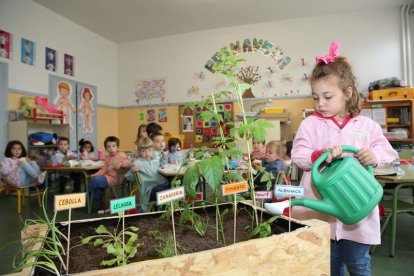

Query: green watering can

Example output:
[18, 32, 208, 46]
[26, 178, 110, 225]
[265, 145, 383, 225]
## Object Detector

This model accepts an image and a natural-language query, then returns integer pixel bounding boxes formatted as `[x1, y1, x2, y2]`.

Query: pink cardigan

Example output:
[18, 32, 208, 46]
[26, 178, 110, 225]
[291, 115, 397, 245]
[92, 152, 132, 187]
[0, 157, 21, 186]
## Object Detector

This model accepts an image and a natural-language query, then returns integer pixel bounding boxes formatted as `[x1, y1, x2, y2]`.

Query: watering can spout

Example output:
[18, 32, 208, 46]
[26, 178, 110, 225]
[291, 198, 340, 218]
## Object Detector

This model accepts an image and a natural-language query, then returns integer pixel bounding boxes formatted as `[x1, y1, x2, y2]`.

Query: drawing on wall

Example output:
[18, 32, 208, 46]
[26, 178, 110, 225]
[138, 112, 145, 121]
[21, 38, 34, 65]
[205, 39, 291, 73]
[45, 47, 56, 72]
[134, 78, 166, 104]
[78, 87, 95, 133]
[54, 81, 76, 130]
[237, 65, 262, 98]
[159, 108, 167, 122]
[194, 71, 205, 81]
[0, 29, 12, 59]
[187, 86, 200, 97]
[147, 109, 156, 123]
[182, 116, 193, 132]
[64, 54, 74, 76]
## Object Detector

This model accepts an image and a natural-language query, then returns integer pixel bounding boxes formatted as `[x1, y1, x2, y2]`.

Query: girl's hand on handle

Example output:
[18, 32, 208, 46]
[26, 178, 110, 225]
[355, 148, 377, 167]
[325, 145, 342, 164]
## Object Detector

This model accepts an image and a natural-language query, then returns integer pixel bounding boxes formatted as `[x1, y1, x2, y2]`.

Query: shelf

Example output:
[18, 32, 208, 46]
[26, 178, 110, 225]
[388, 124, 411, 128]
[28, 145, 57, 149]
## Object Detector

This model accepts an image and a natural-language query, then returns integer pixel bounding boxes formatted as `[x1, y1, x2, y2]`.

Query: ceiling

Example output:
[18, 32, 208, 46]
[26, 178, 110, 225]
[33, 0, 413, 43]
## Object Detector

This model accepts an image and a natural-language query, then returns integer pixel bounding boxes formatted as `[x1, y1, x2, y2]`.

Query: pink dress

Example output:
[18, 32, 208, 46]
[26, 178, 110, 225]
[92, 152, 132, 187]
[291, 114, 397, 245]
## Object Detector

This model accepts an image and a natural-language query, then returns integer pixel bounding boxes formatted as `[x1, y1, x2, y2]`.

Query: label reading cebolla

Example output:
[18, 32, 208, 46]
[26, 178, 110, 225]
[54, 193, 86, 212]
[110, 196, 136, 214]
[156, 186, 185, 205]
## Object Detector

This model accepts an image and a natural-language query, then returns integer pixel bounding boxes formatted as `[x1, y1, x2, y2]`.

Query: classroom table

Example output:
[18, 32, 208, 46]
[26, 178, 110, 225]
[375, 165, 414, 257]
[43, 165, 103, 214]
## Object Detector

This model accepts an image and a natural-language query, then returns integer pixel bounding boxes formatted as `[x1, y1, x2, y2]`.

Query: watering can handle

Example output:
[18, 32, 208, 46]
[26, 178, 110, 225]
[313, 145, 374, 174]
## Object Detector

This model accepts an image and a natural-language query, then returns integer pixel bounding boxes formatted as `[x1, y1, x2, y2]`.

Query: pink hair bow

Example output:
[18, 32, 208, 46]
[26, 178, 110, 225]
[315, 41, 340, 64]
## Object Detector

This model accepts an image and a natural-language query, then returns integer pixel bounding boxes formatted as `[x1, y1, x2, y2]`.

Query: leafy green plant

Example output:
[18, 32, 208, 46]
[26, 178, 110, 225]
[81, 215, 141, 267]
[183, 48, 273, 234]
[255, 167, 277, 191]
[149, 230, 182, 258]
[9, 189, 68, 275]
[250, 215, 280, 238]
[178, 203, 209, 237]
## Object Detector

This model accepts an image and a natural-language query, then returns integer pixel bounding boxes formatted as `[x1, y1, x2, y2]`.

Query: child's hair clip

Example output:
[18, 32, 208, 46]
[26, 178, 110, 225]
[315, 41, 340, 64]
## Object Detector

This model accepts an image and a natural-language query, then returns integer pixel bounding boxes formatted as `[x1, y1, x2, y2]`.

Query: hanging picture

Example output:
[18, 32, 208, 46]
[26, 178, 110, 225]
[45, 47, 56, 72]
[64, 53, 74, 76]
[183, 116, 193, 132]
[0, 29, 12, 59]
[78, 87, 95, 134]
[147, 109, 156, 123]
[21, 38, 35, 65]
[159, 108, 167, 122]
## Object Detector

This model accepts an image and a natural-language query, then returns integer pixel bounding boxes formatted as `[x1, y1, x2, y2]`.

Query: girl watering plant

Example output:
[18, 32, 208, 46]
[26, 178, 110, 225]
[270, 41, 397, 276]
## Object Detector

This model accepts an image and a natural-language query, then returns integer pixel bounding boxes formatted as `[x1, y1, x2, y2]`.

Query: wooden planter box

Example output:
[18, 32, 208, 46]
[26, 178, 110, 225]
[15, 202, 330, 275]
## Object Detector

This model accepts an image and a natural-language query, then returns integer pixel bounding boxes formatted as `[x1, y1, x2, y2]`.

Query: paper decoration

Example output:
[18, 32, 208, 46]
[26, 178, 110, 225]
[0, 29, 12, 59]
[64, 54, 74, 76]
[21, 38, 35, 66]
[182, 116, 193, 132]
[45, 47, 56, 72]
[159, 108, 167, 122]
[134, 78, 166, 104]
[147, 109, 156, 123]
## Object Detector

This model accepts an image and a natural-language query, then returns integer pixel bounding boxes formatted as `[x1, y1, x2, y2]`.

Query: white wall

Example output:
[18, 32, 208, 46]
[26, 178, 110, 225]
[0, 0, 118, 106]
[118, 8, 403, 107]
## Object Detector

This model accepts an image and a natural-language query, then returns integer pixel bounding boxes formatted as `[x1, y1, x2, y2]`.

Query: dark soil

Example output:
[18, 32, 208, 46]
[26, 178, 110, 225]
[34, 203, 304, 275]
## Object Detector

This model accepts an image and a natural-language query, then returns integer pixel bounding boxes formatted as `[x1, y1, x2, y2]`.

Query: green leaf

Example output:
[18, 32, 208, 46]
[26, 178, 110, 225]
[183, 166, 200, 198]
[266, 215, 280, 224]
[101, 258, 117, 266]
[128, 226, 139, 232]
[93, 238, 105, 247]
[96, 225, 110, 235]
[201, 156, 224, 193]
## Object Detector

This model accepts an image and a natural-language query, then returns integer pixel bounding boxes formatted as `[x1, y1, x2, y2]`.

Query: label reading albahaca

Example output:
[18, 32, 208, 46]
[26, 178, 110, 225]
[275, 185, 304, 197]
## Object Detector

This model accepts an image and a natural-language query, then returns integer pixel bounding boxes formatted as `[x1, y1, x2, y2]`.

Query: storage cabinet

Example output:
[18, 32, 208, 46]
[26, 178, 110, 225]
[362, 99, 414, 145]
[8, 120, 70, 154]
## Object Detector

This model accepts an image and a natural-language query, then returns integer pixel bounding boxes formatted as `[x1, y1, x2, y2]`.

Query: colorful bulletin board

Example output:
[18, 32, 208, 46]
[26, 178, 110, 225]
[179, 102, 234, 148]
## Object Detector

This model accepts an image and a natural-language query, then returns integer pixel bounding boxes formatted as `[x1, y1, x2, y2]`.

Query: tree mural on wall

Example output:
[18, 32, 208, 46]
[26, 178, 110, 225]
[237, 65, 262, 98]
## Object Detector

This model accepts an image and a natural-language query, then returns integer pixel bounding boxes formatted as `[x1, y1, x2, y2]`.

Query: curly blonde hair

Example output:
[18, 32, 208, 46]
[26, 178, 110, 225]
[310, 56, 361, 117]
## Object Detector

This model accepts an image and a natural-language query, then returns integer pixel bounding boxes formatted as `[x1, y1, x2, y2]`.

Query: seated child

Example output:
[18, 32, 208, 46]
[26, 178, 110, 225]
[51, 137, 75, 193]
[146, 122, 162, 138]
[125, 137, 170, 212]
[150, 132, 168, 163]
[134, 124, 147, 156]
[251, 138, 266, 160]
[168, 137, 181, 152]
[79, 138, 97, 161]
[0, 140, 43, 187]
[167, 137, 184, 164]
[252, 140, 286, 191]
[90, 136, 132, 209]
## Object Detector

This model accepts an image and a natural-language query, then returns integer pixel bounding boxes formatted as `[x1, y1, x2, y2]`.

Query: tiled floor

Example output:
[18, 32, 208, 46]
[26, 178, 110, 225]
[0, 193, 412, 275]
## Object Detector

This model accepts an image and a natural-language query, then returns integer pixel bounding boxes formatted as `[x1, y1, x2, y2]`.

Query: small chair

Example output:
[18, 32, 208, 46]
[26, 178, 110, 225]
[370, 185, 414, 256]
[0, 177, 42, 214]
[129, 172, 156, 212]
